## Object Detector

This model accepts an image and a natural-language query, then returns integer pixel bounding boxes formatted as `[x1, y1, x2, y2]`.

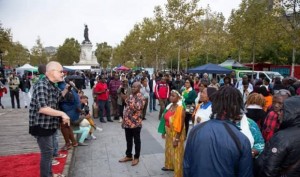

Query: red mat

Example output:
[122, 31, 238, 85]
[0, 151, 68, 177]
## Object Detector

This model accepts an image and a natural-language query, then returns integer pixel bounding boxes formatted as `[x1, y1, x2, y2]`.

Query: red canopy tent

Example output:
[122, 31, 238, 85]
[116, 65, 130, 71]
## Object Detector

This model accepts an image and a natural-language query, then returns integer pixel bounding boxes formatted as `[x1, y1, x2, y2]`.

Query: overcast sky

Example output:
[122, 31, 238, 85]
[0, 0, 241, 50]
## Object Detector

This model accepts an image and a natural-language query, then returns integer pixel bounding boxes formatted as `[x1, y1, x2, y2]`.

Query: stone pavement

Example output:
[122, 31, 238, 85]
[69, 88, 174, 177]
[0, 86, 175, 177]
[0, 87, 73, 176]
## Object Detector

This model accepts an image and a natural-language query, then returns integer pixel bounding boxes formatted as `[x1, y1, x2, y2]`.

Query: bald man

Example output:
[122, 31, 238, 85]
[29, 61, 70, 177]
[119, 82, 145, 166]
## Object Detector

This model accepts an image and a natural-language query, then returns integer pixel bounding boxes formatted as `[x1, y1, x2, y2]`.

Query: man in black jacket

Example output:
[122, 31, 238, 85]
[255, 96, 300, 177]
[20, 74, 31, 108]
[148, 74, 157, 112]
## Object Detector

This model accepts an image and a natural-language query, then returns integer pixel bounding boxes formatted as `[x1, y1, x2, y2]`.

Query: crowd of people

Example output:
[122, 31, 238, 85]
[90, 68, 300, 177]
[1, 61, 299, 177]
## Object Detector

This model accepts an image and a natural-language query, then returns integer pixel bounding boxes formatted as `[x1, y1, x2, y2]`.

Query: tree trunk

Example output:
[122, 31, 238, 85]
[177, 46, 181, 72]
[291, 47, 296, 77]
[155, 50, 158, 72]
[252, 41, 256, 80]
[238, 45, 241, 63]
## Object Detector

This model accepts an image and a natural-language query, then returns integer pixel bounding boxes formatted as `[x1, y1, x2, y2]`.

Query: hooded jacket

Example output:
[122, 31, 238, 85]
[255, 96, 300, 177]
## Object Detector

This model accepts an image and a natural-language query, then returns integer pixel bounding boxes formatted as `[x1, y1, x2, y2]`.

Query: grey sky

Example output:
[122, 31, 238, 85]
[0, 0, 241, 50]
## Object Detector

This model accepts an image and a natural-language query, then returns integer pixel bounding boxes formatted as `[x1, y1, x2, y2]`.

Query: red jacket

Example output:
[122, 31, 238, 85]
[155, 82, 169, 99]
[94, 82, 109, 101]
[0, 87, 7, 97]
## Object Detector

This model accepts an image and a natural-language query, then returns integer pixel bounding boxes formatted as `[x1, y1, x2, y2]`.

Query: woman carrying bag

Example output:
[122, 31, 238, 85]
[182, 79, 197, 136]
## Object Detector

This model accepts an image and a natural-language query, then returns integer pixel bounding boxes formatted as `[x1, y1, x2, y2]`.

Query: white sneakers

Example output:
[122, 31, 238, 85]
[91, 134, 97, 140]
[96, 127, 103, 132]
[119, 118, 123, 123]
[52, 159, 60, 166]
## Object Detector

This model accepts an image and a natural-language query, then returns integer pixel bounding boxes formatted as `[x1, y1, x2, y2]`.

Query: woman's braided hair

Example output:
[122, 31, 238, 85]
[210, 86, 244, 121]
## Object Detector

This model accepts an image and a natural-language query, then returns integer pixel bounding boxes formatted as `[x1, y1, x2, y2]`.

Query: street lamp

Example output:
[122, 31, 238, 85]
[0, 50, 4, 77]
[0, 49, 3, 67]
[139, 55, 143, 68]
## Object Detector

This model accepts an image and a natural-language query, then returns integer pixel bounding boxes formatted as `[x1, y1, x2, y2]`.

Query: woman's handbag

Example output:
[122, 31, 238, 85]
[92, 102, 99, 119]
[185, 104, 195, 114]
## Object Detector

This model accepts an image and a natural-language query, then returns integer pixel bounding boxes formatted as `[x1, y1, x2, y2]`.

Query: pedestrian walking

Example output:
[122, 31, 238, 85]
[7, 71, 20, 108]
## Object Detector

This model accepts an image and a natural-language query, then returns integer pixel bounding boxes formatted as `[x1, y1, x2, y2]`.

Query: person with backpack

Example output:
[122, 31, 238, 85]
[155, 76, 170, 120]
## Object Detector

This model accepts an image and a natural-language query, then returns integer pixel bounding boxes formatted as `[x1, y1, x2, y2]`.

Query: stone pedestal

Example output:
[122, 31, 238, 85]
[74, 43, 99, 66]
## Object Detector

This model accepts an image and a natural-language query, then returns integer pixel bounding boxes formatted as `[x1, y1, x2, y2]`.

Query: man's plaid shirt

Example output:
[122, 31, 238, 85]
[29, 77, 62, 129]
[262, 111, 279, 142]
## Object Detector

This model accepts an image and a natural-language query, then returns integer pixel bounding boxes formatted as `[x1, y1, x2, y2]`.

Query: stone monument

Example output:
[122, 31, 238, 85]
[74, 25, 99, 66]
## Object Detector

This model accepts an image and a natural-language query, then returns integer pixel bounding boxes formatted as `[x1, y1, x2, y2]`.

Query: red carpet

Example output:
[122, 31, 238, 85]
[0, 151, 68, 177]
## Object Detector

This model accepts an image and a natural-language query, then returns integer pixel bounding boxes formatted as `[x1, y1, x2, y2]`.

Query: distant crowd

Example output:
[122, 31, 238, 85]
[1, 64, 300, 177]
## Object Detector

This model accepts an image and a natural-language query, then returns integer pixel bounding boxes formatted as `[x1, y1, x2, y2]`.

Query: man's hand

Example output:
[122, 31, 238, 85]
[173, 139, 179, 148]
[61, 113, 70, 126]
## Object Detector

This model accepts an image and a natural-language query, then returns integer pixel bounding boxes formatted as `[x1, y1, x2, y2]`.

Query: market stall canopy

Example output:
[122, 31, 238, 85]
[63, 66, 74, 72]
[132, 67, 144, 71]
[64, 65, 91, 70]
[219, 59, 250, 69]
[188, 63, 232, 74]
[16, 64, 38, 74]
[116, 65, 130, 71]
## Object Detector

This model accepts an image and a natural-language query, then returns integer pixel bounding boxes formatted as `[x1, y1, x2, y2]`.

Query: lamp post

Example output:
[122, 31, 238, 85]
[0, 50, 4, 77]
[0, 49, 3, 67]
[187, 57, 190, 72]
[139, 55, 143, 68]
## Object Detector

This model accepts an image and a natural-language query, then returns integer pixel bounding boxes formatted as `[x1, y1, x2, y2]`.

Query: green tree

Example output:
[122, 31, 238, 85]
[0, 23, 13, 67]
[95, 42, 112, 68]
[279, 0, 300, 76]
[227, 0, 276, 67]
[165, 0, 203, 71]
[56, 38, 80, 65]
[5, 42, 29, 67]
[30, 37, 47, 65]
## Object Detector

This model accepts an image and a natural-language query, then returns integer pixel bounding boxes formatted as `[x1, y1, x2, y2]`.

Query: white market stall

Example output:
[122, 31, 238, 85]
[16, 64, 37, 76]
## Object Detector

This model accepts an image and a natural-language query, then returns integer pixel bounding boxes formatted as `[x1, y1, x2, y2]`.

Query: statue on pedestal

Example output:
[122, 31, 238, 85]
[75, 24, 99, 66]
[83, 24, 90, 44]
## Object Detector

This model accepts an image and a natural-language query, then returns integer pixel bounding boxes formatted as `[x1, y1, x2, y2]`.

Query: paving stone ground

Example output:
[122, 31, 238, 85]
[69, 88, 174, 177]
[0, 86, 175, 177]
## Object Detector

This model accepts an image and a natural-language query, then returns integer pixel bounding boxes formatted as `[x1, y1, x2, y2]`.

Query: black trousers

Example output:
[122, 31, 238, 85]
[125, 127, 141, 159]
[185, 113, 192, 136]
[118, 103, 127, 119]
[10, 89, 20, 108]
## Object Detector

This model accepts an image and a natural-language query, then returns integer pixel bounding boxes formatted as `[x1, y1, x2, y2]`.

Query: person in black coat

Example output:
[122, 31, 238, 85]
[255, 96, 300, 177]
[20, 74, 31, 108]
[148, 74, 158, 112]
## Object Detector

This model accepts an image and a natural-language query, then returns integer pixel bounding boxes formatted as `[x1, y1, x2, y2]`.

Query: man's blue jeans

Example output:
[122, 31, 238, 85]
[36, 134, 55, 177]
[52, 130, 59, 157]
[149, 92, 157, 112]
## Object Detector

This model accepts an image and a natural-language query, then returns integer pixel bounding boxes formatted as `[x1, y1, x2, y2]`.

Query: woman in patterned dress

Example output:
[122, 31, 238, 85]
[158, 90, 186, 177]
